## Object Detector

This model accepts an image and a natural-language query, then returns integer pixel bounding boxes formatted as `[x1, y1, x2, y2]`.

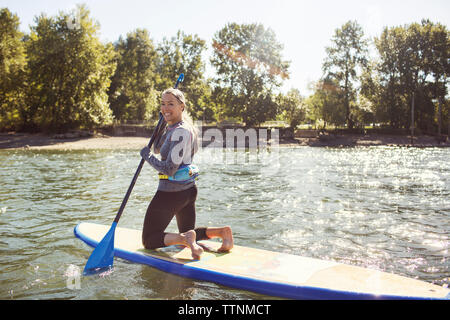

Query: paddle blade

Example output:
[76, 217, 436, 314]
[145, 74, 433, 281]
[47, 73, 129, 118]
[175, 73, 184, 88]
[83, 222, 117, 275]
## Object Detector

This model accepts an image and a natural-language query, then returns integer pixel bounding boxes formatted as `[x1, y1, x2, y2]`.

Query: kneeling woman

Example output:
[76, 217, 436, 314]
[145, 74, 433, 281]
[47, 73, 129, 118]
[140, 88, 233, 259]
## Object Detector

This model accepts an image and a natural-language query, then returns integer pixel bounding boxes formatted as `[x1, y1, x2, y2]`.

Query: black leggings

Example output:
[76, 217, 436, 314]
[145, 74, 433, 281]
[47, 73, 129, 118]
[142, 185, 208, 249]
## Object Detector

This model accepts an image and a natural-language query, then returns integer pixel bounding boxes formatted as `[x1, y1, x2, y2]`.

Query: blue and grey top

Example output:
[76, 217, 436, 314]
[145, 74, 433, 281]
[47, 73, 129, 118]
[147, 121, 198, 192]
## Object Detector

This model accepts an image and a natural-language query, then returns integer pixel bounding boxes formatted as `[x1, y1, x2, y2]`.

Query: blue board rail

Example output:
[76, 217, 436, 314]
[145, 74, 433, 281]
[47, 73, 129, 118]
[74, 223, 450, 300]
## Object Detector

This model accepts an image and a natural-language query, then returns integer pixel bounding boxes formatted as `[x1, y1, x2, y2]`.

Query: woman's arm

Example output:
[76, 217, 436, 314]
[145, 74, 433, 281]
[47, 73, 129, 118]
[144, 128, 193, 176]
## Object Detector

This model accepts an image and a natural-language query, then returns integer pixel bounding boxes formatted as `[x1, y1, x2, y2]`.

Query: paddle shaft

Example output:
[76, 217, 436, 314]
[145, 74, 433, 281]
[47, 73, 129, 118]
[113, 115, 163, 223]
[112, 74, 184, 224]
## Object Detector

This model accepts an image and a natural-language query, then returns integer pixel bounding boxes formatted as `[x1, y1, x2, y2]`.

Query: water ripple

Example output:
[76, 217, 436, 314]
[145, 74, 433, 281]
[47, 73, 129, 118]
[0, 147, 449, 299]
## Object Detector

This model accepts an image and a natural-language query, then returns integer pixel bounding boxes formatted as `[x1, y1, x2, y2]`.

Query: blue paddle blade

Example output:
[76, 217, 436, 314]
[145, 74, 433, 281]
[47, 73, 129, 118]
[175, 73, 184, 88]
[83, 222, 117, 275]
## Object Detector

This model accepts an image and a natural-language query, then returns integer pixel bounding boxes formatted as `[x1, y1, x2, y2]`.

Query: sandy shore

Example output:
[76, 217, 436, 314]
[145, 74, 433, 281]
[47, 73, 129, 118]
[0, 132, 449, 150]
[0, 133, 149, 150]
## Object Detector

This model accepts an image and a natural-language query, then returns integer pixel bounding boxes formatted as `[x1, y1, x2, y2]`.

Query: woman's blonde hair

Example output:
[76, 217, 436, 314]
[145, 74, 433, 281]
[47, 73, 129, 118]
[162, 88, 199, 150]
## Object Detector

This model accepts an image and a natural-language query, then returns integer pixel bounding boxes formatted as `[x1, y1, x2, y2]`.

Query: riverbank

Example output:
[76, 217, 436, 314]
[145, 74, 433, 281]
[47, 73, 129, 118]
[1, 131, 449, 150]
[299, 132, 450, 148]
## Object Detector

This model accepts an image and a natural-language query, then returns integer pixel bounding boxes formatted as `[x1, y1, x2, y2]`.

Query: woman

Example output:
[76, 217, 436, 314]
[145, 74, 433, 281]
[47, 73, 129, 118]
[140, 88, 233, 259]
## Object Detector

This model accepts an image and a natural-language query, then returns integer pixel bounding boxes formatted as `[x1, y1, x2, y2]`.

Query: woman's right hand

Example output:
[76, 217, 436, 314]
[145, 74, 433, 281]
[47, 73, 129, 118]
[140, 146, 151, 162]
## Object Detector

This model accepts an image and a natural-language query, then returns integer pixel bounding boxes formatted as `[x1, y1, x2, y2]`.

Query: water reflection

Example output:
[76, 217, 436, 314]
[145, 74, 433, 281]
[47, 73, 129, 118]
[0, 146, 448, 299]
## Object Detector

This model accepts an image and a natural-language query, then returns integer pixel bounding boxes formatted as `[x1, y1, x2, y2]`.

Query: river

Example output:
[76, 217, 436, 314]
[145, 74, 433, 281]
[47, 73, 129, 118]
[0, 146, 448, 299]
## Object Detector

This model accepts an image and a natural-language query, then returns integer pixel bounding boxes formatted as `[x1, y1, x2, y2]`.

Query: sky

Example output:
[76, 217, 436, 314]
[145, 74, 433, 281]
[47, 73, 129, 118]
[2, 0, 449, 95]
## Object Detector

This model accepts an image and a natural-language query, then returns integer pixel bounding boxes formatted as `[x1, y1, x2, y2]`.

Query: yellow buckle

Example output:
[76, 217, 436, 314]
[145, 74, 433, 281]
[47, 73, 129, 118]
[158, 173, 169, 180]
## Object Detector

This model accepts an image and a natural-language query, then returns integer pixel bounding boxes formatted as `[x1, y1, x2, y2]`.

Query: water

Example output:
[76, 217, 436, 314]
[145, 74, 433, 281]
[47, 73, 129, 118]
[0, 146, 449, 299]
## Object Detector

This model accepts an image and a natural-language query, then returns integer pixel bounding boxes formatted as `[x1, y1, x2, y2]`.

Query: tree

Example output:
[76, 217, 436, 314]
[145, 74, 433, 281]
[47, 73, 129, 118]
[417, 20, 449, 133]
[323, 20, 368, 129]
[364, 20, 449, 132]
[108, 29, 159, 122]
[156, 31, 206, 89]
[276, 89, 305, 130]
[26, 4, 116, 132]
[363, 28, 407, 128]
[0, 8, 27, 131]
[156, 31, 211, 121]
[306, 79, 346, 128]
[210, 23, 290, 126]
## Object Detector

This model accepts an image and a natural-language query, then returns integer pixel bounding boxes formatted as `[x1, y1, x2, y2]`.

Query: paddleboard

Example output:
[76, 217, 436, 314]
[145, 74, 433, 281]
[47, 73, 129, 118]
[74, 222, 449, 300]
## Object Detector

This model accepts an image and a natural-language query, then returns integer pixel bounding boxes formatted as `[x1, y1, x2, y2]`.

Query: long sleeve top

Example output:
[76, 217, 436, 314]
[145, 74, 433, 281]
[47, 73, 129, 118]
[148, 121, 198, 192]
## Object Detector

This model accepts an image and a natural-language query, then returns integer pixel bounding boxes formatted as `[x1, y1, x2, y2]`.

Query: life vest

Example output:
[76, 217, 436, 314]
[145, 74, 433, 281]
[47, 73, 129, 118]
[158, 164, 199, 184]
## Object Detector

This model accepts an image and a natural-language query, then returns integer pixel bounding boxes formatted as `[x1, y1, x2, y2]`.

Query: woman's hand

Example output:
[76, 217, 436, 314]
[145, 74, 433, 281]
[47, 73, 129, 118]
[140, 146, 151, 162]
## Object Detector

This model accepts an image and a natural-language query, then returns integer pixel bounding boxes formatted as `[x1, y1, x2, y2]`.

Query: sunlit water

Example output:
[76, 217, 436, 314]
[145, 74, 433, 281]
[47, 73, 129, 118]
[0, 146, 448, 299]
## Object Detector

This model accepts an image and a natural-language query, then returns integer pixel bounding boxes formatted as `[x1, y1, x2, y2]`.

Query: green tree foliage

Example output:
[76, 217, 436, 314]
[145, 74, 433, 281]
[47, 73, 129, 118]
[363, 20, 449, 131]
[322, 21, 368, 129]
[108, 29, 159, 122]
[0, 8, 27, 131]
[276, 88, 305, 130]
[2, 4, 448, 134]
[156, 31, 212, 121]
[210, 23, 290, 126]
[25, 5, 116, 132]
[305, 79, 346, 128]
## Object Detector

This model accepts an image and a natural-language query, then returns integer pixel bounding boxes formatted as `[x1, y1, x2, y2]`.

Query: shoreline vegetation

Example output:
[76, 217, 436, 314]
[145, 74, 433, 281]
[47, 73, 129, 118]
[1, 129, 448, 150]
[1, 6, 448, 141]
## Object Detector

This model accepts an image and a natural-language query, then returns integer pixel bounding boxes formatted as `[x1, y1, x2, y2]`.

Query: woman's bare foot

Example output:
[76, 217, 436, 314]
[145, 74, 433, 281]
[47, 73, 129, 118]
[182, 230, 204, 260]
[164, 230, 204, 260]
[206, 226, 234, 252]
[218, 226, 234, 252]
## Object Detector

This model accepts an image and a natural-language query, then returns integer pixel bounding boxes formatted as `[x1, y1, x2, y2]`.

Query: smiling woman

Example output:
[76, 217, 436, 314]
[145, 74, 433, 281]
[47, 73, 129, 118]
[160, 89, 185, 125]
[158, 89, 199, 145]
[139, 88, 234, 260]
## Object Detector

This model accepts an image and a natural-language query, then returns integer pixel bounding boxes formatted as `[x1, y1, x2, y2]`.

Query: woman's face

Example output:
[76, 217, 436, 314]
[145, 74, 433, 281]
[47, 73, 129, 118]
[161, 93, 184, 125]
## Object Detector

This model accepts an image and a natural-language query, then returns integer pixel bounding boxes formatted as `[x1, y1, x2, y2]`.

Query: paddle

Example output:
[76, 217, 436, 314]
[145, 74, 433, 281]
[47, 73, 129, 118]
[83, 73, 184, 275]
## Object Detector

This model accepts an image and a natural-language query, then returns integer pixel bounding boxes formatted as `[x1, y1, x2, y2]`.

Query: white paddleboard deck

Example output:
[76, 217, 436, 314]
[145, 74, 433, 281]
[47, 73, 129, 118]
[74, 222, 449, 300]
